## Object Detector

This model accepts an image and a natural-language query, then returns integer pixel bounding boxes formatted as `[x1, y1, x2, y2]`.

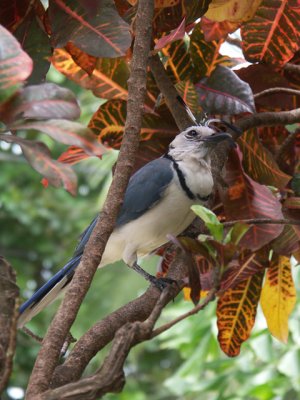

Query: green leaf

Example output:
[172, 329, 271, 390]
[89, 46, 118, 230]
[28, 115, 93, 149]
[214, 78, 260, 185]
[191, 205, 223, 241]
[0, 25, 32, 102]
[224, 223, 250, 245]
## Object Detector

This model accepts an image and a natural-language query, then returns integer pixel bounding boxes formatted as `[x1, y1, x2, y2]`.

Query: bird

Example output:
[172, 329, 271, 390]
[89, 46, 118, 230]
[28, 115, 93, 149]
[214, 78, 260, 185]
[18, 124, 233, 328]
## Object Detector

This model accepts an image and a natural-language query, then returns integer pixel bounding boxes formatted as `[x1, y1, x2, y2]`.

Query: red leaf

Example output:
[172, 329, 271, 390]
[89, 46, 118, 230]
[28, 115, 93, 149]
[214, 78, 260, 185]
[200, 17, 240, 41]
[1, 83, 81, 124]
[152, 0, 210, 33]
[195, 65, 255, 115]
[236, 64, 296, 110]
[0, 0, 31, 31]
[220, 149, 284, 251]
[238, 130, 291, 189]
[65, 42, 97, 74]
[51, 48, 129, 100]
[49, 0, 131, 58]
[155, 18, 186, 50]
[14, 10, 51, 84]
[11, 119, 106, 158]
[0, 134, 77, 194]
[58, 146, 91, 165]
[221, 250, 268, 292]
[241, 0, 300, 66]
[0, 25, 32, 102]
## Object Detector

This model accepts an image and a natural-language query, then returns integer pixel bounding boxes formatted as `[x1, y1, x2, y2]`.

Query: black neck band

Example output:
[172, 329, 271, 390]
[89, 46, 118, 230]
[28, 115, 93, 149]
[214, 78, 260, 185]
[164, 153, 195, 200]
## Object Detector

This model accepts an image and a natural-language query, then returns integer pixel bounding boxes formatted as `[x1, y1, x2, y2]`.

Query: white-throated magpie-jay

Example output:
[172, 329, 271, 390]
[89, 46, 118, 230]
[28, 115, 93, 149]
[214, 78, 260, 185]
[18, 125, 233, 328]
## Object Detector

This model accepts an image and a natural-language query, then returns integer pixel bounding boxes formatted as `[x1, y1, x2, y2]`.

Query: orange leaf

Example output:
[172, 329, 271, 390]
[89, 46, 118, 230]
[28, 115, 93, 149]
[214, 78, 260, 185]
[260, 256, 296, 343]
[217, 272, 264, 357]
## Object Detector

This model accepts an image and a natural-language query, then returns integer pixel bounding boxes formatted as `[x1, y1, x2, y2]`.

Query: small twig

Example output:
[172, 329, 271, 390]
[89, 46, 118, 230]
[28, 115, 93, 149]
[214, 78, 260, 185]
[143, 280, 185, 331]
[223, 218, 300, 227]
[151, 288, 217, 338]
[254, 87, 300, 99]
[149, 54, 192, 131]
[22, 327, 43, 343]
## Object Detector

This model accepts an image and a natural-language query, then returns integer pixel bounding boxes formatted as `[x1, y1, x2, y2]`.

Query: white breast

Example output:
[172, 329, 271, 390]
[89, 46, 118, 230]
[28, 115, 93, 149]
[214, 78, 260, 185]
[99, 161, 213, 268]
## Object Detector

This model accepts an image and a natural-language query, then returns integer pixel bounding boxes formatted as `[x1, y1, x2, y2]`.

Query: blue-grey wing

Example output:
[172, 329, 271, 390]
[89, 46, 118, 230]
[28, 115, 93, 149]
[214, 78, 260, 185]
[116, 156, 173, 227]
[73, 157, 173, 254]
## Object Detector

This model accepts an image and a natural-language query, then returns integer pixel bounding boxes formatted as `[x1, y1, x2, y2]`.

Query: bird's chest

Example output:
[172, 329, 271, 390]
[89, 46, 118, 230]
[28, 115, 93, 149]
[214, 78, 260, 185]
[175, 159, 214, 199]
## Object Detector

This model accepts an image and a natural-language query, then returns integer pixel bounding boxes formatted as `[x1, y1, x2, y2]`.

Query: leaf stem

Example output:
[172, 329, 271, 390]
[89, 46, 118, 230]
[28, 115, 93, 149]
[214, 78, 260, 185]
[151, 288, 217, 338]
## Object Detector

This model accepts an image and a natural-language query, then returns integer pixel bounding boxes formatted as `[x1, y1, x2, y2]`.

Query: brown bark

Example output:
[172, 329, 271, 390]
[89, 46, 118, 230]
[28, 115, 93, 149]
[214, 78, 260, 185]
[25, 0, 155, 397]
[0, 257, 19, 395]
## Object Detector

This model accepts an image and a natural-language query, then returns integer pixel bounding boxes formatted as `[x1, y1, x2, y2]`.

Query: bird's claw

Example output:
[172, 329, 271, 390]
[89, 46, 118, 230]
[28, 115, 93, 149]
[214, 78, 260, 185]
[149, 276, 178, 291]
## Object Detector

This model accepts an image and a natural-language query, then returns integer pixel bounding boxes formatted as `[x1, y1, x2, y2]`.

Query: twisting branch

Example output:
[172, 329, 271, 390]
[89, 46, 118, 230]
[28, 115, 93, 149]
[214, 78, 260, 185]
[223, 218, 300, 227]
[50, 247, 186, 388]
[235, 108, 300, 135]
[254, 87, 300, 99]
[26, 0, 155, 397]
[41, 252, 188, 399]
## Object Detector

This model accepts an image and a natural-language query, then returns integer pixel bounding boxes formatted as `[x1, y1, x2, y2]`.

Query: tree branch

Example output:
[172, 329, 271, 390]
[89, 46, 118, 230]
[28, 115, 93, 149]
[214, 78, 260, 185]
[26, 0, 155, 397]
[236, 108, 300, 135]
[254, 87, 300, 99]
[50, 248, 186, 388]
[41, 252, 188, 399]
[284, 63, 300, 74]
[0, 257, 19, 396]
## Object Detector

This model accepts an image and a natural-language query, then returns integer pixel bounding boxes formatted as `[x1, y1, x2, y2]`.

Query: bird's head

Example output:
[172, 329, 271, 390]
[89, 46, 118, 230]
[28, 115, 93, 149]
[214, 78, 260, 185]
[168, 124, 234, 161]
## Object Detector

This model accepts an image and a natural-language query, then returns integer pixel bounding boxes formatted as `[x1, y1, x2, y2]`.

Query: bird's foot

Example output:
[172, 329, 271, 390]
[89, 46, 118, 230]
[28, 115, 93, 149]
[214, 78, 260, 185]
[130, 262, 177, 290]
[148, 276, 178, 291]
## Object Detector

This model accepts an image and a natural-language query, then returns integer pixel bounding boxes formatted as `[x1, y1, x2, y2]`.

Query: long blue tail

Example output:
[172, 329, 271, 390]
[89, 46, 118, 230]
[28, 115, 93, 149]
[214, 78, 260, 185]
[18, 254, 82, 328]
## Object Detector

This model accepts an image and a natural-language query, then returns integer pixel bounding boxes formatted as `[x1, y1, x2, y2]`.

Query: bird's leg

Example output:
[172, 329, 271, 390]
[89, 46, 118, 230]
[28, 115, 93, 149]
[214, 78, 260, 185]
[130, 262, 177, 290]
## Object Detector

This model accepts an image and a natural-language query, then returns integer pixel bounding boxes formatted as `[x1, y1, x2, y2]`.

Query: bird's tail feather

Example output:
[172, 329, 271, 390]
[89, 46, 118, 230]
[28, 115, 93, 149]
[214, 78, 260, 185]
[18, 255, 81, 328]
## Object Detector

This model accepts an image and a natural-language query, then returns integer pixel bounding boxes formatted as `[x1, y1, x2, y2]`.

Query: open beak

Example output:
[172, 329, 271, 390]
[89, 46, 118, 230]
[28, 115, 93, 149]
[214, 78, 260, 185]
[201, 132, 235, 146]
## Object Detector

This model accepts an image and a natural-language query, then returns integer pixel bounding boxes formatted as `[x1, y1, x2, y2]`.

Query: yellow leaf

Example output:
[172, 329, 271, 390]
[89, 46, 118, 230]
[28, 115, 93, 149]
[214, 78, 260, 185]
[217, 273, 264, 357]
[183, 287, 207, 301]
[261, 256, 296, 343]
[205, 0, 263, 22]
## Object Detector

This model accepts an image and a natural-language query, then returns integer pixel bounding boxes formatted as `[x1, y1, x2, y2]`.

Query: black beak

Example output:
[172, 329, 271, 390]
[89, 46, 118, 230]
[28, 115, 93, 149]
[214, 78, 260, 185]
[201, 132, 235, 146]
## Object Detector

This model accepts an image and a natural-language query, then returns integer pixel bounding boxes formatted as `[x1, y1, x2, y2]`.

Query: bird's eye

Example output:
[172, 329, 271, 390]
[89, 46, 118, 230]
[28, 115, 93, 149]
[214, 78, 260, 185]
[186, 129, 198, 138]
